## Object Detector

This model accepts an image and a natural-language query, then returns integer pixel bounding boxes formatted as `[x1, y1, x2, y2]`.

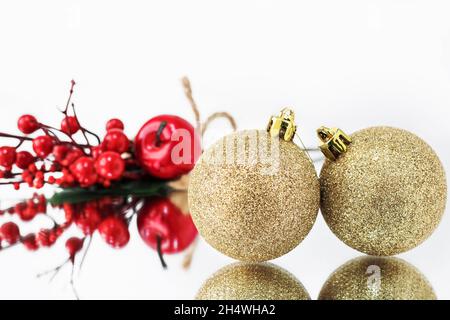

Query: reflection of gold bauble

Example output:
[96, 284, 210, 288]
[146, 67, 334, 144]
[320, 127, 447, 256]
[318, 256, 436, 300]
[196, 262, 310, 300]
[189, 130, 320, 262]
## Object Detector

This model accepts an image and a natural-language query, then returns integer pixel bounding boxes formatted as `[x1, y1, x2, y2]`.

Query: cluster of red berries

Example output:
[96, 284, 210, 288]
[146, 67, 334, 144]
[0, 81, 202, 191]
[0, 113, 129, 190]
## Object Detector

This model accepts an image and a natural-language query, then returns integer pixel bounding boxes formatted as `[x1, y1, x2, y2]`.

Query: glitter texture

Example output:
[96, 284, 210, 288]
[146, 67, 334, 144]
[189, 130, 320, 262]
[320, 126, 447, 256]
[318, 256, 436, 300]
[196, 262, 310, 300]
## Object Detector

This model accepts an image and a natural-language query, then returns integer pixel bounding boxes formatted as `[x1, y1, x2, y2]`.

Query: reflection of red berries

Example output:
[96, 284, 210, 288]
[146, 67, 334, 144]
[106, 119, 124, 131]
[135, 115, 201, 179]
[18, 115, 39, 134]
[102, 129, 129, 153]
[15, 151, 34, 169]
[70, 156, 97, 187]
[33, 136, 54, 158]
[74, 206, 102, 235]
[0, 222, 21, 245]
[137, 197, 198, 268]
[65, 237, 84, 261]
[0, 146, 17, 168]
[95, 151, 125, 180]
[22, 234, 39, 251]
[98, 216, 130, 249]
[61, 116, 80, 135]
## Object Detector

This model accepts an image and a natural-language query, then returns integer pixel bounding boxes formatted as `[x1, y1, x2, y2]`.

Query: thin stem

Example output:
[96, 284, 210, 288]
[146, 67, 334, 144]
[78, 236, 92, 272]
[155, 121, 167, 147]
[181, 77, 201, 132]
[0, 133, 33, 141]
[37, 258, 70, 282]
[156, 236, 167, 269]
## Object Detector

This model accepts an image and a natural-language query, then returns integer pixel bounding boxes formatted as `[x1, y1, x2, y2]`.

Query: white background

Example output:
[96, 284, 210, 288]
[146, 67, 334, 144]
[0, 0, 449, 299]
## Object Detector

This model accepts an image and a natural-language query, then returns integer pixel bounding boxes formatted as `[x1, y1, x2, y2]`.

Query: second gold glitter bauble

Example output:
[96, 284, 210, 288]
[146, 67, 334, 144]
[189, 128, 320, 262]
[318, 256, 436, 300]
[196, 262, 310, 300]
[319, 126, 447, 256]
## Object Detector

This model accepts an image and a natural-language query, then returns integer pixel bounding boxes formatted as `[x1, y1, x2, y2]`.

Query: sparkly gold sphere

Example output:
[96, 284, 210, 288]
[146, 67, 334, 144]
[196, 262, 310, 300]
[320, 127, 447, 256]
[189, 130, 320, 262]
[318, 256, 436, 300]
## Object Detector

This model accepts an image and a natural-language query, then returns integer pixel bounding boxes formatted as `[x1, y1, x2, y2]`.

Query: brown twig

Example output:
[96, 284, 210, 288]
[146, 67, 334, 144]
[181, 77, 201, 132]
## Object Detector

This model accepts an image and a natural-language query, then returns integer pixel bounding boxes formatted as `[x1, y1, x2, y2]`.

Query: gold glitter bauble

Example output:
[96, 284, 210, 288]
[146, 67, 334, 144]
[189, 130, 320, 262]
[320, 127, 447, 256]
[318, 256, 436, 300]
[196, 262, 310, 300]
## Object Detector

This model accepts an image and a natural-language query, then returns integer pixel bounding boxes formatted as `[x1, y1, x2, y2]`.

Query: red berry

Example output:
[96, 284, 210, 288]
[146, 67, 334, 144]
[36, 229, 53, 247]
[0, 146, 17, 168]
[15, 151, 34, 169]
[98, 216, 130, 249]
[91, 145, 104, 159]
[61, 116, 80, 135]
[61, 148, 84, 167]
[52, 144, 70, 162]
[106, 118, 124, 131]
[137, 197, 198, 254]
[134, 115, 201, 179]
[102, 129, 129, 154]
[32, 136, 54, 158]
[0, 222, 21, 245]
[69, 156, 97, 187]
[22, 234, 39, 251]
[74, 206, 102, 235]
[65, 237, 84, 259]
[18, 115, 39, 134]
[95, 151, 125, 180]
[19, 206, 37, 221]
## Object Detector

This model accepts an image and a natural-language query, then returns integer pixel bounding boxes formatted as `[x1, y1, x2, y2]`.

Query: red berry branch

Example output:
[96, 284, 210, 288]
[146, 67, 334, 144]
[0, 77, 237, 299]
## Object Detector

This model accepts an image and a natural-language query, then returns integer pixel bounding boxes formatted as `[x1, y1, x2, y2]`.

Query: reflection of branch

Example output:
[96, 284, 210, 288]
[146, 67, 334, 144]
[79, 236, 92, 272]
[182, 237, 199, 270]
[37, 258, 70, 282]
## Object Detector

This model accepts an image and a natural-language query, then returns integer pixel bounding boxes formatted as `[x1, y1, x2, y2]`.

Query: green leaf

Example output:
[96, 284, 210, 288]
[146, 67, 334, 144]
[49, 180, 170, 206]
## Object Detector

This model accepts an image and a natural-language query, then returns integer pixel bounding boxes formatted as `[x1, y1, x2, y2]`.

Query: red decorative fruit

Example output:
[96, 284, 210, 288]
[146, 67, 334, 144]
[61, 116, 80, 135]
[32, 135, 54, 158]
[98, 216, 130, 249]
[137, 197, 198, 255]
[18, 114, 39, 134]
[22, 234, 39, 251]
[0, 222, 21, 245]
[95, 151, 125, 180]
[134, 115, 201, 179]
[15, 151, 34, 169]
[102, 129, 129, 153]
[74, 206, 102, 235]
[65, 237, 84, 260]
[106, 118, 124, 131]
[0, 146, 17, 168]
[69, 156, 97, 187]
